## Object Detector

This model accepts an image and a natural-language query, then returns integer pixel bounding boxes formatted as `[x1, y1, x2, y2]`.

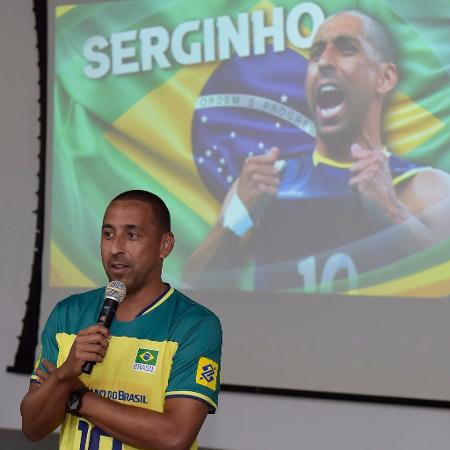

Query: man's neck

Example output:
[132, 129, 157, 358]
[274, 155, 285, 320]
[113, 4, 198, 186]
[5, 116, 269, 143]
[117, 280, 168, 321]
[316, 134, 384, 163]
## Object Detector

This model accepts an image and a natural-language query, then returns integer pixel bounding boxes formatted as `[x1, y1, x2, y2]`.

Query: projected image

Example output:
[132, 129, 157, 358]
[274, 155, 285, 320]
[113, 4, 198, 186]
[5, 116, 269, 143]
[51, 0, 450, 297]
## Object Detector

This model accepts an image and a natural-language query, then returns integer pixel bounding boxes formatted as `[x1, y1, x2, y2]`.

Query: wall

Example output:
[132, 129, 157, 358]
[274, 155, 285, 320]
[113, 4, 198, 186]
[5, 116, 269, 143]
[200, 392, 450, 450]
[1, 2, 450, 450]
[0, 0, 40, 429]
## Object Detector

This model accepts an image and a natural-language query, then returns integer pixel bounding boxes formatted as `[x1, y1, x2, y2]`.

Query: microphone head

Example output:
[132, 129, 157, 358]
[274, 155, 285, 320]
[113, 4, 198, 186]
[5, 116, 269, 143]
[105, 280, 127, 303]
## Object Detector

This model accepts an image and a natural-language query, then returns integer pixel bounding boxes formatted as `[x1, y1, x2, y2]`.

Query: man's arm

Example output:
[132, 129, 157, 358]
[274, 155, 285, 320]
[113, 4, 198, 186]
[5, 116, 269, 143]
[396, 168, 450, 242]
[20, 372, 77, 441]
[349, 144, 450, 251]
[184, 148, 282, 287]
[80, 392, 209, 450]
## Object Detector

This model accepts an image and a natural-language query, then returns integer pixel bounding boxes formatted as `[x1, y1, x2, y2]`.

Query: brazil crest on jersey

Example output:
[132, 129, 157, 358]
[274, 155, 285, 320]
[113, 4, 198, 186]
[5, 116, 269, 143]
[31, 287, 222, 450]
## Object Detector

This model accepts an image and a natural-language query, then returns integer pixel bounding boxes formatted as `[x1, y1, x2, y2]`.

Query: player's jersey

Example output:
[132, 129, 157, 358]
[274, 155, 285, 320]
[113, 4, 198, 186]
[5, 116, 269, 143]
[31, 287, 222, 450]
[253, 149, 424, 291]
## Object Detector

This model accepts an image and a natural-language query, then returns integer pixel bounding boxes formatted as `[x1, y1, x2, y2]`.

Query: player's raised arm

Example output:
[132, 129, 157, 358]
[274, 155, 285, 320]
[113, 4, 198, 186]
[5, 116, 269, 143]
[350, 143, 450, 251]
[184, 148, 282, 288]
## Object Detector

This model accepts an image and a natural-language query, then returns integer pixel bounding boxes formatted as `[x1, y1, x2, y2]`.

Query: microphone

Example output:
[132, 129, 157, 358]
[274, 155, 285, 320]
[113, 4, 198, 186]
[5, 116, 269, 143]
[81, 280, 126, 374]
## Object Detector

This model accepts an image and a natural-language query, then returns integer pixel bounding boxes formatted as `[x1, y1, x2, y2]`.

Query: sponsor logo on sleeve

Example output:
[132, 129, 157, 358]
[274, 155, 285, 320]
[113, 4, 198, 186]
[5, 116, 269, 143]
[195, 357, 219, 391]
[132, 348, 159, 374]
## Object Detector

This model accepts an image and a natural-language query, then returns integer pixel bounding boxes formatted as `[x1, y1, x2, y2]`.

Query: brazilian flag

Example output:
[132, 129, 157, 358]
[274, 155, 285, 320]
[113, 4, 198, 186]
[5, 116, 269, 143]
[135, 349, 158, 366]
[50, 0, 450, 297]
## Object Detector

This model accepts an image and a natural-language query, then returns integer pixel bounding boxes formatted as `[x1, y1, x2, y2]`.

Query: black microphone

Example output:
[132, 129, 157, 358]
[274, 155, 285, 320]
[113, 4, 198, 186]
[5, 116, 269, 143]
[81, 280, 126, 374]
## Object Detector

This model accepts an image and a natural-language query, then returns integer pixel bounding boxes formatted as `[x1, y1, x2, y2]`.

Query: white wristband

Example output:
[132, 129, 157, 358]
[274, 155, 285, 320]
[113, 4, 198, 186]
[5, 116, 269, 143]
[222, 192, 254, 237]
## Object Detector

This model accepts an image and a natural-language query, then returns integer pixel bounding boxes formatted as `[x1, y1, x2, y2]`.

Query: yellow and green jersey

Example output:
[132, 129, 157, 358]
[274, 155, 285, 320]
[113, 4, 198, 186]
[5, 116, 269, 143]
[31, 286, 222, 450]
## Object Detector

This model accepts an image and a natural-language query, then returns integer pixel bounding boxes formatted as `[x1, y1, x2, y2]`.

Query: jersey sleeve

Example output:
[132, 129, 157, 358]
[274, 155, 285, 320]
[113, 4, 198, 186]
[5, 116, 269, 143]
[30, 304, 60, 383]
[165, 314, 222, 412]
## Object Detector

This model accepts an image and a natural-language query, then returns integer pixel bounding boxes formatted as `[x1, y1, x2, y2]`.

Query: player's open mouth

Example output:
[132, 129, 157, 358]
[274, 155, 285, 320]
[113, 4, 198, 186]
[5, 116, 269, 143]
[316, 83, 346, 120]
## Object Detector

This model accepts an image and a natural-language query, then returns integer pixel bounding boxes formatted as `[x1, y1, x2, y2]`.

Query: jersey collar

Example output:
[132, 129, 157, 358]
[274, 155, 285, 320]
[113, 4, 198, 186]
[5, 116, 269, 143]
[135, 284, 174, 318]
[312, 148, 389, 168]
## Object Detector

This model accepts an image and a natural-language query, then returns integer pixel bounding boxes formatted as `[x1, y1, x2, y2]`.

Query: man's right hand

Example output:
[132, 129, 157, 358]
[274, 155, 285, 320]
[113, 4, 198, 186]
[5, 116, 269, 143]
[57, 324, 110, 380]
[237, 147, 282, 219]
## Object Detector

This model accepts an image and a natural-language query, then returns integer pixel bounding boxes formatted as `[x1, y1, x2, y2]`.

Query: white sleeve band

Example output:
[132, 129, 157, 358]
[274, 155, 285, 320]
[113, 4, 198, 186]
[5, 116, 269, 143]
[222, 192, 254, 237]
[274, 159, 286, 172]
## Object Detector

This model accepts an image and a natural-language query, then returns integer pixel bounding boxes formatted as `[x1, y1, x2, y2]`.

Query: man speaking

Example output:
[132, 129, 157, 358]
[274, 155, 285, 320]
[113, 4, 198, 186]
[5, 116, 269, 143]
[21, 190, 222, 450]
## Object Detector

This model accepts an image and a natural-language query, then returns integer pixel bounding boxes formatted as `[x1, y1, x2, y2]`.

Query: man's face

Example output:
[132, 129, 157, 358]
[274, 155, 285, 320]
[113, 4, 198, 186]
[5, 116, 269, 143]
[100, 199, 172, 295]
[305, 13, 382, 140]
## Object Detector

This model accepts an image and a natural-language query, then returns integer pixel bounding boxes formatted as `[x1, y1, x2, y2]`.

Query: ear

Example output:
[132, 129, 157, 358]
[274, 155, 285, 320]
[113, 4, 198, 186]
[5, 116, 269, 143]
[159, 232, 175, 259]
[376, 62, 398, 96]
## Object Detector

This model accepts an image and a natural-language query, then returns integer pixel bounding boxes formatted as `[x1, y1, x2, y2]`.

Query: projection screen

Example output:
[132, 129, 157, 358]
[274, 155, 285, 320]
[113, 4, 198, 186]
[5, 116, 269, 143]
[43, 0, 450, 402]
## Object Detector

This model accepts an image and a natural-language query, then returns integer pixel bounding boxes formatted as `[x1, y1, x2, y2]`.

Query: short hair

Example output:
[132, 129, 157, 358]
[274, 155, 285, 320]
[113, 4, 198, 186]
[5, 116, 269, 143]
[331, 9, 397, 64]
[110, 190, 171, 232]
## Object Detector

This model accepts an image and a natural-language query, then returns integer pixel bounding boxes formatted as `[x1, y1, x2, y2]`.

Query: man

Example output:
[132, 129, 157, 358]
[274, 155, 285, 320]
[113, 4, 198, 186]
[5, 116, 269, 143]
[21, 190, 222, 450]
[184, 10, 450, 292]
